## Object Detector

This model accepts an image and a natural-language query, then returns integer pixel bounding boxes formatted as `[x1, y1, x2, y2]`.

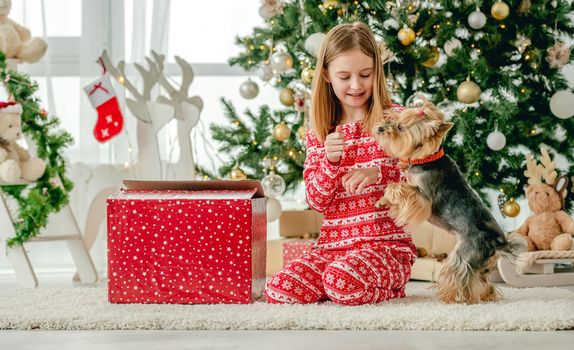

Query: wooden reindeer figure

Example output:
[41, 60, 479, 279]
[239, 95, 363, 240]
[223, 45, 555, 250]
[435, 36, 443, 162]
[516, 147, 574, 251]
[151, 51, 203, 180]
[100, 50, 173, 180]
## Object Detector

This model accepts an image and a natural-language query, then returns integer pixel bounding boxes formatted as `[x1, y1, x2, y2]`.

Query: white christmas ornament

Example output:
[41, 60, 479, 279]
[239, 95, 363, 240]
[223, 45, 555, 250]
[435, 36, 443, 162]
[549, 90, 574, 119]
[258, 0, 285, 19]
[383, 18, 400, 30]
[444, 38, 463, 57]
[239, 79, 259, 99]
[270, 51, 294, 73]
[257, 64, 273, 82]
[486, 130, 506, 151]
[259, 5, 274, 19]
[266, 197, 282, 222]
[468, 10, 487, 30]
[262, 171, 286, 198]
[305, 33, 326, 57]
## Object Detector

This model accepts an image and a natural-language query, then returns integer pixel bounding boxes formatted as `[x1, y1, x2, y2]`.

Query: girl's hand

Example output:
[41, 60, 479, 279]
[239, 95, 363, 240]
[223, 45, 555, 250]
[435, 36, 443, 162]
[341, 167, 379, 195]
[325, 125, 344, 163]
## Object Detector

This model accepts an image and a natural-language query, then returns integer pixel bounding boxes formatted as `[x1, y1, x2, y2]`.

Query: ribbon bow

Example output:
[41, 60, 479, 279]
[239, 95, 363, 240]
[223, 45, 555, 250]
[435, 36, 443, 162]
[88, 82, 110, 96]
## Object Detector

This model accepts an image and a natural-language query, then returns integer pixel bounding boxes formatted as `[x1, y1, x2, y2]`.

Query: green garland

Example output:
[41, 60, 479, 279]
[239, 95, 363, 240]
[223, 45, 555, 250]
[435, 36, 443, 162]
[0, 52, 73, 247]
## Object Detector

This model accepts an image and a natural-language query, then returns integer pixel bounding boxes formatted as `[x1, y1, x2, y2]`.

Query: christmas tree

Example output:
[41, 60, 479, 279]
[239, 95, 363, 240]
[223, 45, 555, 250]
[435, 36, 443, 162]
[212, 0, 574, 214]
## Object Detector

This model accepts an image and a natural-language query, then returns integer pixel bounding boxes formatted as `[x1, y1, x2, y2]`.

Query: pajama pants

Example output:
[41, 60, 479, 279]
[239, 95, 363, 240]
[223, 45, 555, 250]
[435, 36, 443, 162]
[265, 244, 414, 305]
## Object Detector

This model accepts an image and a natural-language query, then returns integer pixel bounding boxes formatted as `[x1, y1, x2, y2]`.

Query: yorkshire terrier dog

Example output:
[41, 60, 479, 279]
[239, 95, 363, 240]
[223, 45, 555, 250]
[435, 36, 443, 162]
[373, 99, 524, 304]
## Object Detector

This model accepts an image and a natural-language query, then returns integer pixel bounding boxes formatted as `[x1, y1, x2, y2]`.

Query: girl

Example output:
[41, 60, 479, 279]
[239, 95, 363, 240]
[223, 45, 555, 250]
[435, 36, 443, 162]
[264, 22, 417, 306]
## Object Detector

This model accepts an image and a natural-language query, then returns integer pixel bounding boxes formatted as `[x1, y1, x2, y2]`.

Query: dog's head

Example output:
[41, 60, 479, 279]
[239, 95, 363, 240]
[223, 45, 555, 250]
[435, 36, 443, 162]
[373, 98, 453, 160]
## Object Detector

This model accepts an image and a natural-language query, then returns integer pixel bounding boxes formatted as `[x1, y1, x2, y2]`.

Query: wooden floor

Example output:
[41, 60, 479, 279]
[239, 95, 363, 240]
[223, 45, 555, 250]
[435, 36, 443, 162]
[0, 272, 573, 350]
[1, 330, 574, 350]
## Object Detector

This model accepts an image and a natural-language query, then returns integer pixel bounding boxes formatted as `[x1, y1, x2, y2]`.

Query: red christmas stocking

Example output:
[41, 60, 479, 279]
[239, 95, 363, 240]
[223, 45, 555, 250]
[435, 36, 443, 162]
[83, 74, 124, 142]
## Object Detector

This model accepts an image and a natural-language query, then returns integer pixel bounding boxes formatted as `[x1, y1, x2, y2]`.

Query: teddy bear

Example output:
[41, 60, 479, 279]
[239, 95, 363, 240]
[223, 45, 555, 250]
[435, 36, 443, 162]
[0, 101, 46, 183]
[0, 0, 47, 63]
[515, 147, 574, 251]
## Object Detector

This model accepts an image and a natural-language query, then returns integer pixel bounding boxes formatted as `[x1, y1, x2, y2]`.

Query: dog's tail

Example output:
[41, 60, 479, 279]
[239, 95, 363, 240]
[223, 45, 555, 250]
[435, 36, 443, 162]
[498, 232, 528, 257]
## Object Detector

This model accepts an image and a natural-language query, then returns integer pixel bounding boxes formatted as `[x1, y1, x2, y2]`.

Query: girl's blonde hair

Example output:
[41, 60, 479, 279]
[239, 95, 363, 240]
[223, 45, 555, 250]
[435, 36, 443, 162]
[310, 22, 392, 142]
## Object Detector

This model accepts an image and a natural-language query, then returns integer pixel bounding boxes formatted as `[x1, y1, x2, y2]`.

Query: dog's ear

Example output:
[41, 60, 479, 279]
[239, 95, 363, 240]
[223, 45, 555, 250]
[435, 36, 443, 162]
[436, 122, 454, 139]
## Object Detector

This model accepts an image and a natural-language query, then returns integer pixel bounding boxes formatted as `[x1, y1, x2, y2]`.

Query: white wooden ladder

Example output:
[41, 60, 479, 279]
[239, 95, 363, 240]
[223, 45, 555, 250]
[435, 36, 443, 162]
[0, 187, 98, 287]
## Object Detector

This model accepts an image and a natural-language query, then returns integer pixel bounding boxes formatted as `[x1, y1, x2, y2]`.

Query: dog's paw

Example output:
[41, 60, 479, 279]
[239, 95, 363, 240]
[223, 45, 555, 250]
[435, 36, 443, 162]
[375, 197, 390, 209]
[386, 205, 401, 221]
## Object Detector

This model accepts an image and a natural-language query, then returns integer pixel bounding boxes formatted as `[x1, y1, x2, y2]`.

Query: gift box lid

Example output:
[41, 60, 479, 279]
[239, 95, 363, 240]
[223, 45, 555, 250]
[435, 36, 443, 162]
[117, 179, 265, 200]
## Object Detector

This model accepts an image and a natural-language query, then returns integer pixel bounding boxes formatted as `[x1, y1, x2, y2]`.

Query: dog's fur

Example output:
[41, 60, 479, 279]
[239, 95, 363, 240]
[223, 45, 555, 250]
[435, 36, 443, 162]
[373, 99, 524, 304]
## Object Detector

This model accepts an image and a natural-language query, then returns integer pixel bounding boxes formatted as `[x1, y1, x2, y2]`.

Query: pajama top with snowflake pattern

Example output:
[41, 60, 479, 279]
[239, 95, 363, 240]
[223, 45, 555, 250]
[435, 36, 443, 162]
[265, 105, 418, 305]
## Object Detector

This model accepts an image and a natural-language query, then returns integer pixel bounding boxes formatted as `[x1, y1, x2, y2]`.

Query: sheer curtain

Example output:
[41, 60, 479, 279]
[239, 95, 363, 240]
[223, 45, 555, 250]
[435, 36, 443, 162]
[0, 0, 173, 277]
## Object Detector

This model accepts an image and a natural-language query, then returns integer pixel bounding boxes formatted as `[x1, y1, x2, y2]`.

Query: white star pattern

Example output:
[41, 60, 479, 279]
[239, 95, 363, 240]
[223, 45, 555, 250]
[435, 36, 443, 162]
[107, 192, 265, 304]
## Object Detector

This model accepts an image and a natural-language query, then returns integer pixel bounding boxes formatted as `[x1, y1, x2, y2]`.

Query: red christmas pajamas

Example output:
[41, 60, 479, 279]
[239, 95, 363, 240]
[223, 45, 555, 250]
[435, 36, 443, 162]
[265, 243, 413, 305]
[265, 105, 416, 305]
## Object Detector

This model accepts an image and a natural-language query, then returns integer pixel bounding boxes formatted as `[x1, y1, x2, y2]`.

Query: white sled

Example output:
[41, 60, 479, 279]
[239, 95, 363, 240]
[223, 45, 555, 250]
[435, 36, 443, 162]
[498, 250, 574, 288]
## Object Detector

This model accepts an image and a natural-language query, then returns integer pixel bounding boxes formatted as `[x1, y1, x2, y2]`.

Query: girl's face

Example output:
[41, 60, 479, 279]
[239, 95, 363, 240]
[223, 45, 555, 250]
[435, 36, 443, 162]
[324, 48, 374, 113]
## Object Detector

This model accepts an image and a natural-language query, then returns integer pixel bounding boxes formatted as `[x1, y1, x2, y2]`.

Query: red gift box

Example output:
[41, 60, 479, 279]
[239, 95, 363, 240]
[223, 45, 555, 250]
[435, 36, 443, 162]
[107, 180, 267, 304]
[282, 239, 316, 266]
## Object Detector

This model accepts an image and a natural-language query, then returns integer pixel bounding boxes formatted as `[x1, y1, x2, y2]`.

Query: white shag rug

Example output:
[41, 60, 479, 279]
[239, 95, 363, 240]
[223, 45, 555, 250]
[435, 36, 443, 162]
[1, 283, 573, 331]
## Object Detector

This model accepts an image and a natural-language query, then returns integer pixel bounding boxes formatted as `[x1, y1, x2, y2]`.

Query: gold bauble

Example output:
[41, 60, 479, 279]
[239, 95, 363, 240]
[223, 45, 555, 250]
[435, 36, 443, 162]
[491, 1, 510, 20]
[301, 67, 315, 85]
[323, 0, 340, 9]
[422, 47, 440, 67]
[297, 124, 308, 139]
[503, 199, 520, 217]
[522, 48, 538, 62]
[398, 27, 416, 46]
[273, 122, 291, 142]
[230, 167, 247, 180]
[279, 87, 295, 106]
[456, 80, 481, 104]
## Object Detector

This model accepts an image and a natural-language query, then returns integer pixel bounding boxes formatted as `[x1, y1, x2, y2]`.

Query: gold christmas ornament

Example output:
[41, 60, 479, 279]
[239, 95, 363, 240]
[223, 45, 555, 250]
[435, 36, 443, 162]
[297, 124, 308, 139]
[301, 67, 315, 85]
[398, 27, 416, 46]
[491, 1, 510, 20]
[457, 79, 481, 104]
[279, 87, 295, 106]
[503, 198, 521, 217]
[273, 122, 291, 142]
[422, 47, 440, 67]
[322, 0, 340, 10]
[517, 0, 531, 15]
[230, 166, 247, 180]
[522, 48, 538, 63]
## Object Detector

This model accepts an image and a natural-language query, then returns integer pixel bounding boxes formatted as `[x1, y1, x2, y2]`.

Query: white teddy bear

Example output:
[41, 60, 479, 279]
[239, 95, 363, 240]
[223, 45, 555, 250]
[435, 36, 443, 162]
[0, 102, 46, 183]
[0, 0, 47, 63]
